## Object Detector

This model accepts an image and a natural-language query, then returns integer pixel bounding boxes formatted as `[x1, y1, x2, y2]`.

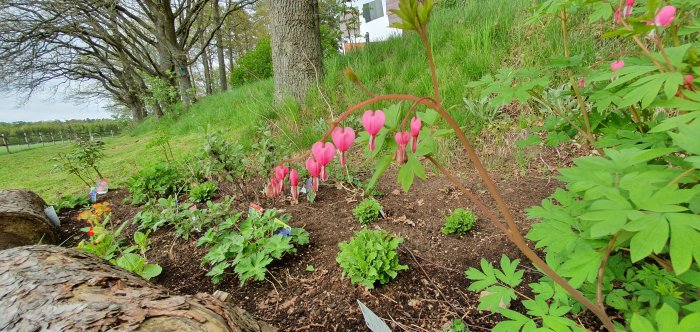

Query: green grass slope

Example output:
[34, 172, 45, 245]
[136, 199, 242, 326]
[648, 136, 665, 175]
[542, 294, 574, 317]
[0, 0, 603, 201]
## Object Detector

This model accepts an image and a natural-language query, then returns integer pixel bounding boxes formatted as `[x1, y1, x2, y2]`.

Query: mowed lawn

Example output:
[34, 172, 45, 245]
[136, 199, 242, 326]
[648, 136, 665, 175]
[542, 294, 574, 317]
[0, 134, 199, 202]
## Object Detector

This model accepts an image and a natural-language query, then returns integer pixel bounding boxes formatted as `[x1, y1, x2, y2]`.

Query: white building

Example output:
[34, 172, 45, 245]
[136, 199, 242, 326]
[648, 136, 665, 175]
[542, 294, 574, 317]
[341, 0, 402, 51]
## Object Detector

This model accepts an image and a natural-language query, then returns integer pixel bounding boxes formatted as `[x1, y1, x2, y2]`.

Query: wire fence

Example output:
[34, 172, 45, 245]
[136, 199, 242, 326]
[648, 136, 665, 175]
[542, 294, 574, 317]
[0, 130, 119, 154]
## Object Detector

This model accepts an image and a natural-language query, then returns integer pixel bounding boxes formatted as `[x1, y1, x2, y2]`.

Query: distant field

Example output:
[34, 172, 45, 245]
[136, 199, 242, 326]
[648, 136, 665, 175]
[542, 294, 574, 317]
[0, 134, 199, 202]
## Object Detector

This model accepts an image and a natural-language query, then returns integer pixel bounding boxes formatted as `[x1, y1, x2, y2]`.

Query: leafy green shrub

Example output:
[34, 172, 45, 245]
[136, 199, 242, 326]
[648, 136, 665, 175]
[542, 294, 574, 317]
[52, 139, 106, 187]
[198, 209, 309, 285]
[189, 181, 217, 203]
[230, 37, 272, 86]
[336, 229, 407, 289]
[127, 163, 188, 204]
[442, 208, 476, 235]
[353, 198, 383, 225]
[53, 194, 91, 213]
[134, 196, 234, 240]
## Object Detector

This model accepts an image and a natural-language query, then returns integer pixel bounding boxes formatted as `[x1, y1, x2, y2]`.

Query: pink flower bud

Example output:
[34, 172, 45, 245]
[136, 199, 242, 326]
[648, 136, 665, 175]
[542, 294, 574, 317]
[654, 6, 675, 28]
[410, 116, 421, 153]
[290, 169, 299, 201]
[684, 75, 694, 89]
[578, 78, 586, 88]
[331, 127, 356, 166]
[610, 60, 624, 73]
[623, 0, 634, 18]
[361, 110, 386, 151]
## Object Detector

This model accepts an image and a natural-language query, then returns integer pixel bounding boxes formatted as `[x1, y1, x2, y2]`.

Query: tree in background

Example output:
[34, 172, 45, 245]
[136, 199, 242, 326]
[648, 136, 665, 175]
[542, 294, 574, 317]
[268, 0, 324, 102]
[230, 38, 273, 87]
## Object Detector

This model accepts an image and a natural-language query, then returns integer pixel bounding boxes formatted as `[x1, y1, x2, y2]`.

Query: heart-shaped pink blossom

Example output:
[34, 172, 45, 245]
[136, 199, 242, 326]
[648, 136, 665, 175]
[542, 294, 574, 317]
[332, 127, 356, 166]
[275, 165, 289, 181]
[305, 156, 321, 191]
[312, 142, 336, 181]
[394, 131, 411, 164]
[362, 110, 386, 151]
[305, 156, 321, 177]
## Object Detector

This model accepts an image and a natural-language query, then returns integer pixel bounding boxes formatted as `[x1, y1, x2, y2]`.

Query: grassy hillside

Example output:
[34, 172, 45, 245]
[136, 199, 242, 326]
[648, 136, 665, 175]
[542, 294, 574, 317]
[0, 0, 605, 201]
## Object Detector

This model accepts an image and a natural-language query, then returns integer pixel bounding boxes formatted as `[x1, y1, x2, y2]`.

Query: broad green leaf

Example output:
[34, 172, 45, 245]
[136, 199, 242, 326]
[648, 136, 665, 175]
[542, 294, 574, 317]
[667, 213, 700, 274]
[656, 304, 679, 331]
[628, 214, 668, 262]
[397, 160, 414, 192]
[140, 264, 162, 280]
[630, 314, 655, 332]
[366, 155, 392, 191]
[116, 253, 144, 273]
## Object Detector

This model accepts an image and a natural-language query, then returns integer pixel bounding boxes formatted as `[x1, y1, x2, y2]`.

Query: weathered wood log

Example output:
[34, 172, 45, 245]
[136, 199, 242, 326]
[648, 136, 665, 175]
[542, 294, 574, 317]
[0, 190, 58, 250]
[0, 245, 276, 332]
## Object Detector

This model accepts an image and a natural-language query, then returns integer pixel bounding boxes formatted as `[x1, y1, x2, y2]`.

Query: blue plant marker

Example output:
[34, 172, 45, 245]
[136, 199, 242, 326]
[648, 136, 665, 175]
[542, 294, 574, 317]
[273, 227, 292, 237]
[89, 188, 97, 202]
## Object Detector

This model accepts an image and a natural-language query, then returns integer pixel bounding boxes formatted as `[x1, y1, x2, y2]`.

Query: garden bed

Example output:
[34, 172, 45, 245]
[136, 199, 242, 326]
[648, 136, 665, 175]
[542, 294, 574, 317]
[56, 166, 588, 331]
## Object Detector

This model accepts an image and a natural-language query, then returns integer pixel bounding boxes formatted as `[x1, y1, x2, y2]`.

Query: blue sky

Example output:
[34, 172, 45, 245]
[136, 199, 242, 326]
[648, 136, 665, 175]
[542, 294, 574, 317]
[0, 87, 112, 123]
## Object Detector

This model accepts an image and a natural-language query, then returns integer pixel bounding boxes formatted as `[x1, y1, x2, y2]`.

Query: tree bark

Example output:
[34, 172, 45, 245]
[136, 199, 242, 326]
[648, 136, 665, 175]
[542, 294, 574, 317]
[0, 245, 276, 332]
[199, 14, 214, 95]
[213, 0, 228, 92]
[0, 190, 58, 250]
[269, 0, 324, 102]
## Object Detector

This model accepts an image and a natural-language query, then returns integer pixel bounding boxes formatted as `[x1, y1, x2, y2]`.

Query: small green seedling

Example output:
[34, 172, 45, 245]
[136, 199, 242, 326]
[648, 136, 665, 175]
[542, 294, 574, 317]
[442, 208, 476, 235]
[353, 198, 383, 225]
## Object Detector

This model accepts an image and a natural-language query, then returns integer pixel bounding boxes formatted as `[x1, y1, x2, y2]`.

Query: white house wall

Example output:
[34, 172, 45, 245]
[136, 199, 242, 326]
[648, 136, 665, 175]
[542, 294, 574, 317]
[347, 0, 401, 42]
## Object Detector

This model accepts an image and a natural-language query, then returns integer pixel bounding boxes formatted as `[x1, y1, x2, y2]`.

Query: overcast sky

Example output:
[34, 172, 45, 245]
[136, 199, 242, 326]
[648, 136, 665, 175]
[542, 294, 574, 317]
[0, 87, 112, 123]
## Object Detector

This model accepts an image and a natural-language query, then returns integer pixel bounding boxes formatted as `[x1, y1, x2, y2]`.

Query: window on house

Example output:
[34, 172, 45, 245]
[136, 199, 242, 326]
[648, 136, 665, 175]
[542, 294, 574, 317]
[362, 0, 384, 23]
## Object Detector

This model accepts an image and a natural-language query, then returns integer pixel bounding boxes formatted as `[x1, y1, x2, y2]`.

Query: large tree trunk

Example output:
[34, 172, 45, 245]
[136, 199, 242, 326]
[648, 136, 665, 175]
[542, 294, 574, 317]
[0, 245, 276, 332]
[0, 190, 58, 250]
[213, 0, 228, 92]
[269, 0, 323, 102]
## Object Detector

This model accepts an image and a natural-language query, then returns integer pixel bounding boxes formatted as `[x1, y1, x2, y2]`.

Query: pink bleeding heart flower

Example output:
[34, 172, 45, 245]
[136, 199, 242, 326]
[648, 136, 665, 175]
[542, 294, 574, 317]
[654, 6, 675, 28]
[614, 6, 622, 24]
[578, 78, 586, 88]
[331, 127, 356, 166]
[611, 60, 624, 73]
[305, 156, 321, 192]
[362, 110, 386, 151]
[274, 165, 289, 192]
[311, 141, 336, 181]
[410, 116, 422, 153]
[623, 0, 634, 18]
[394, 131, 411, 164]
[290, 169, 299, 202]
[266, 176, 280, 198]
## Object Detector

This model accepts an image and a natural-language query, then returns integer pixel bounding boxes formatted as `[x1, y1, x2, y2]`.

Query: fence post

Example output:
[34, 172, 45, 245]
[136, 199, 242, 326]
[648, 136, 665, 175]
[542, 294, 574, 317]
[1, 134, 9, 154]
[39, 133, 45, 146]
[50, 132, 55, 144]
[110, 129, 114, 137]
[89, 130, 94, 141]
[24, 133, 30, 149]
[60, 132, 64, 143]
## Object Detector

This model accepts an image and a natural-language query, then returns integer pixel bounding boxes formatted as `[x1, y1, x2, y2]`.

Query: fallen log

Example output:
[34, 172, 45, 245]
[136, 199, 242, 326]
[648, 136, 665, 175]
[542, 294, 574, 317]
[0, 190, 58, 250]
[0, 245, 275, 332]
